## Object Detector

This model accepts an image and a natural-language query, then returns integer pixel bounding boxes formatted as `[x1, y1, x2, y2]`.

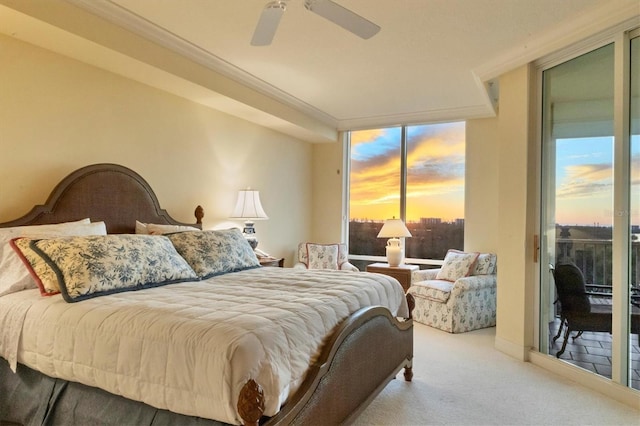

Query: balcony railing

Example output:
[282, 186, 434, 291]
[556, 238, 640, 304]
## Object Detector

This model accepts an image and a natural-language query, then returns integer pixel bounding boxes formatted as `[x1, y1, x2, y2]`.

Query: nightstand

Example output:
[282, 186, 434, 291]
[365, 263, 418, 292]
[259, 257, 284, 267]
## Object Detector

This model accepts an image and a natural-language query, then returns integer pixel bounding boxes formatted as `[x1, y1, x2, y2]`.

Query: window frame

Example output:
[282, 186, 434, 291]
[343, 123, 465, 267]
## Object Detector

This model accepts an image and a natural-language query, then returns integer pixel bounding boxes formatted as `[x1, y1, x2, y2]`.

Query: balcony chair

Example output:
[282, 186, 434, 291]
[293, 242, 359, 271]
[551, 261, 640, 358]
[407, 250, 497, 333]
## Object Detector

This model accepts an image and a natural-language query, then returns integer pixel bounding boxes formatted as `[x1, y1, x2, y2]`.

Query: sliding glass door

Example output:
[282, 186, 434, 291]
[539, 30, 639, 390]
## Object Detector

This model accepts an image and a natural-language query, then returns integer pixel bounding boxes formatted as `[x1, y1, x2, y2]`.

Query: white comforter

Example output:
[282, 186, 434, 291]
[0, 268, 407, 424]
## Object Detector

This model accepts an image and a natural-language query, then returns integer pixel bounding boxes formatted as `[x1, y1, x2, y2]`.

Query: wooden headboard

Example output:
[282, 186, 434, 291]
[0, 163, 203, 234]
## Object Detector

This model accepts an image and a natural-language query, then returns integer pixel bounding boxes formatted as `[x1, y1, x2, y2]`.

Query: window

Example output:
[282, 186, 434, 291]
[348, 122, 465, 268]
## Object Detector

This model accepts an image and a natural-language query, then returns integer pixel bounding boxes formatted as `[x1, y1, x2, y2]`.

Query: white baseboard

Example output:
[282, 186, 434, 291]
[494, 335, 530, 361]
[528, 351, 640, 410]
[495, 336, 640, 409]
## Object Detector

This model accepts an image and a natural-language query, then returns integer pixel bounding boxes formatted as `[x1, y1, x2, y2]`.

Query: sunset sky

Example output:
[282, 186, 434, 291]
[350, 124, 638, 226]
[349, 122, 465, 222]
[555, 135, 640, 227]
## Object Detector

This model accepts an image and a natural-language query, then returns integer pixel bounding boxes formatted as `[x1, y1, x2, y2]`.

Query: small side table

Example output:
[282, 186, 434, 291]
[366, 263, 418, 292]
[259, 257, 285, 267]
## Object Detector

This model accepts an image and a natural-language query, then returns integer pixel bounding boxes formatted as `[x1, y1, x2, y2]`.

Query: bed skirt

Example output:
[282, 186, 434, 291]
[0, 357, 226, 426]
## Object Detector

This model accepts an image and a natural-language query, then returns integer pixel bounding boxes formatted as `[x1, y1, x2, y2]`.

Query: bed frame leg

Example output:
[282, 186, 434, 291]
[406, 293, 415, 320]
[404, 365, 413, 382]
[238, 379, 265, 426]
[404, 294, 414, 382]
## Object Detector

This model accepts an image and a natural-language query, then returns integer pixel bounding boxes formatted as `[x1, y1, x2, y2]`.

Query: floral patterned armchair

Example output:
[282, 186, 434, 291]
[293, 242, 359, 271]
[407, 250, 497, 333]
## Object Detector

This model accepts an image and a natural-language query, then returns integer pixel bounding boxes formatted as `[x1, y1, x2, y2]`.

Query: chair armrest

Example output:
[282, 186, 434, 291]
[293, 262, 308, 270]
[412, 268, 440, 283]
[340, 262, 360, 272]
[451, 274, 496, 294]
[586, 284, 613, 292]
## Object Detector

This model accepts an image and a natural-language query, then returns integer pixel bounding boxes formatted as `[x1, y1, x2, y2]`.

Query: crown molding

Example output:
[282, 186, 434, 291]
[337, 104, 495, 131]
[65, 0, 338, 128]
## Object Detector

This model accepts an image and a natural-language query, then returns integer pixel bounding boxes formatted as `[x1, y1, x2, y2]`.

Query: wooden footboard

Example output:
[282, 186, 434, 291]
[239, 294, 415, 426]
[1, 301, 413, 426]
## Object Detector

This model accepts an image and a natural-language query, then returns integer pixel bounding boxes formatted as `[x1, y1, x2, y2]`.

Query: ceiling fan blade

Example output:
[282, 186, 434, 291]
[304, 0, 380, 39]
[251, 1, 287, 46]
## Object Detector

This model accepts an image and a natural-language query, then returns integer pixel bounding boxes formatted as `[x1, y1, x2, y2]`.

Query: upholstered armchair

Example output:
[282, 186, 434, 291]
[293, 242, 359, 271]
[407, 250, 497, 333]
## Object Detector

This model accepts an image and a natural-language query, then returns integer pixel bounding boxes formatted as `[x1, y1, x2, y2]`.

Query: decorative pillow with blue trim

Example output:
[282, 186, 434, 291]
[10, 222, 108, 296]
[0, 219, 101, 297]
[436, 249, 479, 282]
[12, 237, 62, 296]
[29, 234, 198, 302]
[167, 228, 260, 279]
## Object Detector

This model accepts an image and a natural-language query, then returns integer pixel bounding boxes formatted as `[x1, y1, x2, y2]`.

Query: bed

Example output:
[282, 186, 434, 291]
[0, 163, 414, 426]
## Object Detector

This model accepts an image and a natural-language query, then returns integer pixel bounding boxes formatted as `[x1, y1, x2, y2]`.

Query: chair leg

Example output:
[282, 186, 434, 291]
[556, 326, 571, 358]
[572, 330, 583, 341]
[552, 317, 565, 343]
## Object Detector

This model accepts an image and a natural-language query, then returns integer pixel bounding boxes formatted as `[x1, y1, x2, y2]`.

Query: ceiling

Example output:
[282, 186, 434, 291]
[1, 0, 638, 142]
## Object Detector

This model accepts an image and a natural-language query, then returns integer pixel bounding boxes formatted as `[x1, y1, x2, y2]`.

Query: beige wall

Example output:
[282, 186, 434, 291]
[310, 136, 346, 243]
[0, 35, 312, 265]
[464, 119, 500, 253]
[494, 65, 536, 358]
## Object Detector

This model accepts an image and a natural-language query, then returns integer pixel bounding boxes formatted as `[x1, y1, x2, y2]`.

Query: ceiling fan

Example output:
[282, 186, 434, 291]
[251, 0, 380, 46]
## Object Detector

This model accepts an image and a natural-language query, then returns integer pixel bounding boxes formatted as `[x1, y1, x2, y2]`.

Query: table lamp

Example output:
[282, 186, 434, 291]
[229, 189, 268, 249]
[377, 218, 411, 267]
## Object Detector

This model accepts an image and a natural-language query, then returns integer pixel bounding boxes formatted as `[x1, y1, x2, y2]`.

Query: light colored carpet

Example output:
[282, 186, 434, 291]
[354, 323, 640, 426]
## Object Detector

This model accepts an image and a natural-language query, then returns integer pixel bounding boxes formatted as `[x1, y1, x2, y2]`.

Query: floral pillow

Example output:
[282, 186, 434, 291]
[436, 249, 479, 282]
[167, 228, 260, 279]
[473, 253, 497, 275]
[1, 220, 106, 297]
[29, 234, 198, 302]
[306, 243, 339, 270]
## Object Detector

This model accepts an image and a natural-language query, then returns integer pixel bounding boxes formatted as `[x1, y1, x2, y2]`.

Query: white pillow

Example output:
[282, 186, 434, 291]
[135, 220, 149, 234]
[146, 223, 200, 235]
[135, 221, 200, 235]
[436, 249, 479, 282]
[0, 219, 106, 296]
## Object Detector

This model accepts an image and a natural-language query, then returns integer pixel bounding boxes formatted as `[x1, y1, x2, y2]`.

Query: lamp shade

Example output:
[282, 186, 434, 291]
[377, 218, 411, 267]
[377, 218, 411, 238]
[229, 189, 269, 220]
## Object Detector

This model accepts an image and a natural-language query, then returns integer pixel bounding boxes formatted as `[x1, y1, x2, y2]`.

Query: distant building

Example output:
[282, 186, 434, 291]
[455, 218, 464, 226]
[420, 218, 441, 225]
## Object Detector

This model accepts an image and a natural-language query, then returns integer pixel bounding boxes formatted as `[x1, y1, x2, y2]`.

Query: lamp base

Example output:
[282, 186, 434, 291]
[243, 221, 259, 249]
[245, 236, 258, 250]
[386, 245, 404, 267]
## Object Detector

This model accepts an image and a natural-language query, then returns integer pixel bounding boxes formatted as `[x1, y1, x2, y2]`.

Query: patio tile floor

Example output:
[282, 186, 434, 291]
[549, 319, 640, 390]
